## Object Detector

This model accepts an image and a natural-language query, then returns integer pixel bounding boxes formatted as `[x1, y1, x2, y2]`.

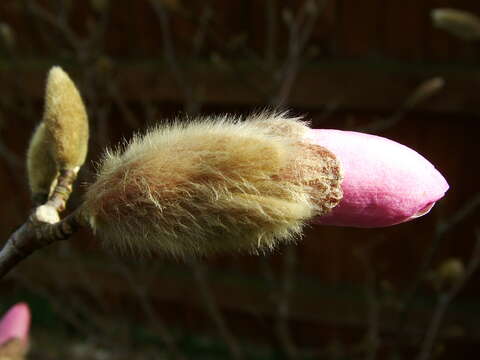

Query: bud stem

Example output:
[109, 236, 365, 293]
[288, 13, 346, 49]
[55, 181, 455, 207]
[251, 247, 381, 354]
[46, 167, 78, 212]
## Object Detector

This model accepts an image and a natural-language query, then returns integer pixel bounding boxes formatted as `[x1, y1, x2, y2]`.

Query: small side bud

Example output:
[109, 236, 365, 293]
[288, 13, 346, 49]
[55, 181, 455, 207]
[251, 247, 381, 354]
[26, 122, 58, 204]
[437, 258, 465, 289]
[90, 0, 110, 13]
[403, 77, 445, 110]
[43, 66, 89, 170]
[304, 0, 318, 15]
[282, 9, 294, 26]
[0, 22, 15, 49]
[431, 8, 480, 41]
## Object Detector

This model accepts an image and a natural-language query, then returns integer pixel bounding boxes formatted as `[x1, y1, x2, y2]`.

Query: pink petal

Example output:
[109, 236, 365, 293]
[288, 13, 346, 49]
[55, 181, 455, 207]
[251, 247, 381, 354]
[306, 129, 449, 227]
[0, 303, 31, 345]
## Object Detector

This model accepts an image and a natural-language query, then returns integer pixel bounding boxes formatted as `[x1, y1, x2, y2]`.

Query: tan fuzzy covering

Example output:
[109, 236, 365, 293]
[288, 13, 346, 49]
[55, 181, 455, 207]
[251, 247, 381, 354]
[26, 122, 58, 199]
[43, 66, 89, 169]
[82, 112, 343, 258]
[0, 339, 27, 360]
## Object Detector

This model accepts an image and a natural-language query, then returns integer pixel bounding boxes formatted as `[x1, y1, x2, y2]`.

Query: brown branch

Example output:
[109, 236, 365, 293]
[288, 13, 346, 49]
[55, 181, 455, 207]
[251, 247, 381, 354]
[0, 208, 83, 279]
[0, 162, 85, 279]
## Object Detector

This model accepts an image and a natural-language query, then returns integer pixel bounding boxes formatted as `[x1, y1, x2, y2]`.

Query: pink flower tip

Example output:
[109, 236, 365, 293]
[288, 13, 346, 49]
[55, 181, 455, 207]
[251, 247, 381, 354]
[307, 129, 449, 228]
[0, 303, 31, 346]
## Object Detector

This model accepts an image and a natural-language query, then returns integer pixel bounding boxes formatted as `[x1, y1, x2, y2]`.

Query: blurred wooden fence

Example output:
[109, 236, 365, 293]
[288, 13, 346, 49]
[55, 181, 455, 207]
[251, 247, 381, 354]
[2, 1, 480, 112]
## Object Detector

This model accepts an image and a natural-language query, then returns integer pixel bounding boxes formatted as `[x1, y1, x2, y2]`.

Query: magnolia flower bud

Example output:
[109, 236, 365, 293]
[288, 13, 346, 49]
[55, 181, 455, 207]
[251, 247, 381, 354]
[90, 0, 109, 13]
[0, 303, 30, 359]
[26, 122, 58, 204]
[307, 129, 449, 227]
[431, 8, 480, 41]
[43, 66, 89, 170]
[82, 113, 343, 257]
[403, 77, 445, 111]
[437, 258, 465, 288]
[0, 23, 15, 49]
[82, 114, 448, 257]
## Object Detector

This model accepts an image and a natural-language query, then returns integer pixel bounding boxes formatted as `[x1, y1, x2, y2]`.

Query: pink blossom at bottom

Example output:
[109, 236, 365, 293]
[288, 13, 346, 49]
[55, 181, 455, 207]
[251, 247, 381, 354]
[306, 129, 449, 228]
[0, 303, 30, 345]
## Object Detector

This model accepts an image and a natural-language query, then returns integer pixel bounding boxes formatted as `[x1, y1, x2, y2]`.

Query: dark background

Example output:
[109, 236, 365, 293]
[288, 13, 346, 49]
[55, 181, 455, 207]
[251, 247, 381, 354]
[0, 1, 479, 359]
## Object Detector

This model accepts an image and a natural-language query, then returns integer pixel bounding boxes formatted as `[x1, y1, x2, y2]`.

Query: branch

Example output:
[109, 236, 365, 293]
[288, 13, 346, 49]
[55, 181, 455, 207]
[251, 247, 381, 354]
[149, 0, 197, 113]
[272, 0, 323, 108]
[117, 262, 187, 360]
[359, 77, 445, 134]
[25, 1, 84, 53]
[416, 232, 480, 360]
[0, 167, 84, 279]
[190, 261, 244, 360]
[275, 245, 298, 360]
[392, 192, 480, 343]
[354, 246, 381, 360]
[0, 209, 83, 279]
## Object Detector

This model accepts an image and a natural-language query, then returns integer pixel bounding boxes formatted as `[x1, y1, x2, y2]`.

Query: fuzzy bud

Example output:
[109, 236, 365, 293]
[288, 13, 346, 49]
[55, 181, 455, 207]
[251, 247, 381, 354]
[437, 258, 465, 289]
[26, 122, 58, 204]
[82, 113, 343, 258]
[0, 23, 15, 49]
[403, 77, 445, 110]
[282, 9, 294, 26]
[43, 66, 89, 170]
[431, 8, 480, 41]
[90, 0, 109, 13]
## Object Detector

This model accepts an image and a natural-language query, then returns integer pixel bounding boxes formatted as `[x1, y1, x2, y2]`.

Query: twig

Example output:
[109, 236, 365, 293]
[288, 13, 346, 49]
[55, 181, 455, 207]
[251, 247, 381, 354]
[25, 0, 84, 54]
[149, 0, 197, 113]
[11, 272, 96, 337]
[265, 0, 278, 65]
[272, 0, 323, 108]
[0, 140, 23, 170]
[118, 262, 187, 360]
[354, 247, 380, 360]
[275, 245, 298, 359]
[192, 6, 212, 57]
[106, 78, 141, 129]
[190, 261, 244, 360]
[359, 77, 445, 134]
[268, 2, 324, 358]
[416, 231, 480, 360]
[393, 193, 480, 343]
[388, 194, 480, 360]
